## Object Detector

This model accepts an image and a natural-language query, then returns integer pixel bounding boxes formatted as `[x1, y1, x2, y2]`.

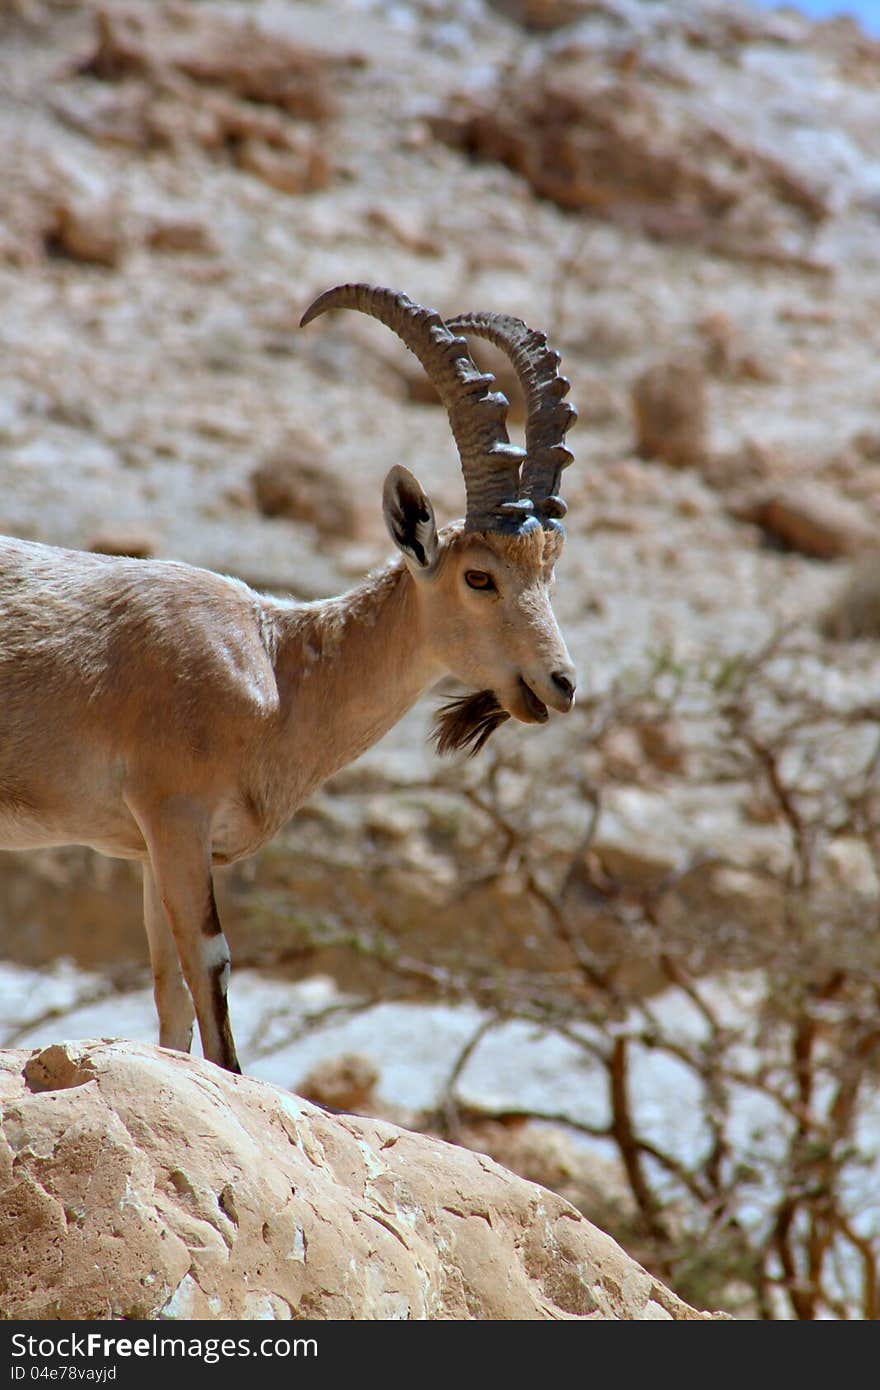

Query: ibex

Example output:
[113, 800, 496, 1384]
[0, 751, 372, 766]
[0, 284, 577, 1073]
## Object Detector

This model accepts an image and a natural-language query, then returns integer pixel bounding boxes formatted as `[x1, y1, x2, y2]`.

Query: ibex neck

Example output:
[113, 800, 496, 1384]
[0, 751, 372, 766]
[268, 560, 438, 799]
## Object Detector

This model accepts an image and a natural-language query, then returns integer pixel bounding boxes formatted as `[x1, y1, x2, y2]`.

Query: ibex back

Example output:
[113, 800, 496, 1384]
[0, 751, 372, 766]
[0, 284, 578, 1073]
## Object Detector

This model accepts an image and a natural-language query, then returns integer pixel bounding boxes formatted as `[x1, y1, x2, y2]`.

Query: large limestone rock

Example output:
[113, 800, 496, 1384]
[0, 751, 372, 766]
[0, 1041, 720, 1321]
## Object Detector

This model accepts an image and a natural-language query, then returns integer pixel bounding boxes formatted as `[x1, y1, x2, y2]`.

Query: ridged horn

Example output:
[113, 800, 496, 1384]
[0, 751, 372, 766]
[301, 284, 535, 534]
[444, 312, 577, 529]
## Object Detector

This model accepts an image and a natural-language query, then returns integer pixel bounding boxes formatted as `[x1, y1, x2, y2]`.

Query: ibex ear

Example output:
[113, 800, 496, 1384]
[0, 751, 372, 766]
[383, 465, 439, 571]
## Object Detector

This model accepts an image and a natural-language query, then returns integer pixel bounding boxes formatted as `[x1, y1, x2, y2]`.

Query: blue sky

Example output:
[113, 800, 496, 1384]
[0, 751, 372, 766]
[758, 0, 880, 31]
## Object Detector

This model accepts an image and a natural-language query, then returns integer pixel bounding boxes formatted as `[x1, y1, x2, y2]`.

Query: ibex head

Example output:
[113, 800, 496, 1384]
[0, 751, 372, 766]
[301, 284, 578, 755]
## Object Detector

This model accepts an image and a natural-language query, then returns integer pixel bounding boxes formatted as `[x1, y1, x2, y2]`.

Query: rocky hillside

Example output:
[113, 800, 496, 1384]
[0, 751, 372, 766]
[1, 0, 880, 1318]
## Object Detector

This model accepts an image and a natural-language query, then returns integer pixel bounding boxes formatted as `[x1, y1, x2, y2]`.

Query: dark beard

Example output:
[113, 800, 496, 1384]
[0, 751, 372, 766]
[431, 689, 510, 758]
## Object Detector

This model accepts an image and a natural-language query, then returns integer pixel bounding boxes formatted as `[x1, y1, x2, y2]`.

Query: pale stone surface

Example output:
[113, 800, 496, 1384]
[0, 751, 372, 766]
[0, 1041, 720, 1321]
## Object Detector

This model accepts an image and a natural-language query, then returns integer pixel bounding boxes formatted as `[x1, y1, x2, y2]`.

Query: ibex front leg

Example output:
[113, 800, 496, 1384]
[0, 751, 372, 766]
[132, 797, 241, 1073]
[143, 863, 195, 1053]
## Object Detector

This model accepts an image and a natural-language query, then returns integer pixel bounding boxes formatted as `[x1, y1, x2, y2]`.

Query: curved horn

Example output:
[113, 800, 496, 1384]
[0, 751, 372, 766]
[301, 284, 536, 534]
[444, 312, 577, 529]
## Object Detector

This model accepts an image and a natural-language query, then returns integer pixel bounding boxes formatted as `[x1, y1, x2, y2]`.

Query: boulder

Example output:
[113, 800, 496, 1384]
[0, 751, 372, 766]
[821, 548, 880, 638]
[88, 527, 159, 560]
[0, 1041, 723, 1320]
[486, 0, 593, 30]
[296, 1052, 381, 1113]
[45, 198, 125, 268]
[251, 431, 360, 539]
[632, 356, 708, 470]
[731, 481, 875, 559]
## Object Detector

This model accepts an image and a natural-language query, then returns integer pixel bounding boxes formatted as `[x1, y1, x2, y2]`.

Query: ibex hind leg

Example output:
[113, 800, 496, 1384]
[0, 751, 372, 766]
[143, 861, 195, 1053]
[130, 798, 242, 1074]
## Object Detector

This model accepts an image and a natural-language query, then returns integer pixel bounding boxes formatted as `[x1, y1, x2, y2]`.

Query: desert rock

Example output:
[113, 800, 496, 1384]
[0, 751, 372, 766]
[732, 482, 875, 559]
[632, 356, 708, 469]
[0, 1041, 722, 1321]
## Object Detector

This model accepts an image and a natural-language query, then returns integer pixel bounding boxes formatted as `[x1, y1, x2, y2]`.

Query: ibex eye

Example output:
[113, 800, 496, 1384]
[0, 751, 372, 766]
[465, 570, 495, 591]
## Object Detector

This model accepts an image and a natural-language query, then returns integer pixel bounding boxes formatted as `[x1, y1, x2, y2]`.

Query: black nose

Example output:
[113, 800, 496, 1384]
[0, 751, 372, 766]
[552, 671, 576, 705]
